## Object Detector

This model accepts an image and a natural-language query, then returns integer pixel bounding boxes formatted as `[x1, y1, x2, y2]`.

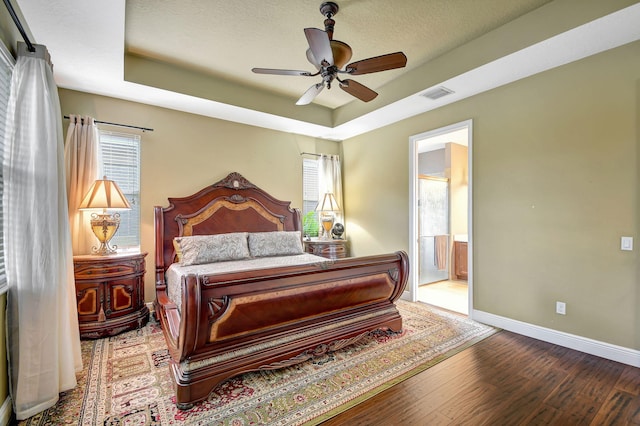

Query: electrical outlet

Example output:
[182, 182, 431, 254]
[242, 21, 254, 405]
[556, 301, 566, 315]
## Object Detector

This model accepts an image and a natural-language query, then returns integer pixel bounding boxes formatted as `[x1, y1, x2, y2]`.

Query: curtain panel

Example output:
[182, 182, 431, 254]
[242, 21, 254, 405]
[318, 154, 344, 232]
[3, 43, 82, 420]
[64, 115, 100, 254]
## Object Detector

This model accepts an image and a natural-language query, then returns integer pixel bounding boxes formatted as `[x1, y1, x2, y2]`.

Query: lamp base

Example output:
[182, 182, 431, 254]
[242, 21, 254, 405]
[89, 212, 121, 255]
[320, 216, 334, 240]
[91, 241, 118, 256]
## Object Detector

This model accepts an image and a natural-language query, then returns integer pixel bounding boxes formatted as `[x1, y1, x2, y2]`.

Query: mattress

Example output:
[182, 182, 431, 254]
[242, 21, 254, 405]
[166, 253, 328, 311]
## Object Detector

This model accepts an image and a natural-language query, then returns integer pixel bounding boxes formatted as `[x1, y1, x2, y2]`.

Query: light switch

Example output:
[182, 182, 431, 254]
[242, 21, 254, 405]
[621, 237, 633, 251]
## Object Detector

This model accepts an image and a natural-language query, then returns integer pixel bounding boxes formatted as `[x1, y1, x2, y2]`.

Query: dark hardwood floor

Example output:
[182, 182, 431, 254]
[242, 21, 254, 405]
[321, 330, 640, 425]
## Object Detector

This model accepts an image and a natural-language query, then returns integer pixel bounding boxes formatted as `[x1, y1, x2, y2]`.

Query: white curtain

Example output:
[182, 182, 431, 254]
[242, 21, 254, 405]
[3, 44, 82, 420]
[64, 115, 100, 254]
[318, 154, 344, 230]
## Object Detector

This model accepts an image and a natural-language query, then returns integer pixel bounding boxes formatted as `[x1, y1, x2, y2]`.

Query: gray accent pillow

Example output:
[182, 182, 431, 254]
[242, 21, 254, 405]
[176, 232, 250, 266]
[248, 231, 303, 257]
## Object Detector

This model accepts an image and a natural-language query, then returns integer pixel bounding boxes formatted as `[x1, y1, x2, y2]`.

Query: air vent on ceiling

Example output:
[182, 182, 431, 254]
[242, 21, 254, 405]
[421, 86, 454, 100]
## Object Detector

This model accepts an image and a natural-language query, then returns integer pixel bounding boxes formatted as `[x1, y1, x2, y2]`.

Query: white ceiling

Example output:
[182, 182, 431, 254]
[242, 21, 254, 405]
[124, 0, 553, 110]
[12, 0, 640, 141]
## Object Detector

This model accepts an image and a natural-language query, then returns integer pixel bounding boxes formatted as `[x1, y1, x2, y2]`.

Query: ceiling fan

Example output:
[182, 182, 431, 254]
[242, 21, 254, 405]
[252, 1, 407, 105]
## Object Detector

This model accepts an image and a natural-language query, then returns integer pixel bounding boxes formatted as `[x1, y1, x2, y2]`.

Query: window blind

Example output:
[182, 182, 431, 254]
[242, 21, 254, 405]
[0, 42, 15, 294]
[99, 130, 141, 249]
[302, 158, 319, 237]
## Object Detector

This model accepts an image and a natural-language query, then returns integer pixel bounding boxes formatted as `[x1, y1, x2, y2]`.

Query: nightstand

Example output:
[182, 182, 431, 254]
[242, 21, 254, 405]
[73, 252, 149, 339]
[304, 238, 348, 260]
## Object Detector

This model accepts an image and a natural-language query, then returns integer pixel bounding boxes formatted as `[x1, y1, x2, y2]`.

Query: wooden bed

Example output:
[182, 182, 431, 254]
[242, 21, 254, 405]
[154, 172, 409, 409]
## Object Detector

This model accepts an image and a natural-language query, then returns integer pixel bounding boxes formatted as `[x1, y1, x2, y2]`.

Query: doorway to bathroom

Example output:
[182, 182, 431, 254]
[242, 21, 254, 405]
[409, 120, 471, 315]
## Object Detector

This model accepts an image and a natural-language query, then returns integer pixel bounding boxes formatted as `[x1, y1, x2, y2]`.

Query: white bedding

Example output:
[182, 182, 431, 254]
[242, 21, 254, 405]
[166, 253, 328, 311]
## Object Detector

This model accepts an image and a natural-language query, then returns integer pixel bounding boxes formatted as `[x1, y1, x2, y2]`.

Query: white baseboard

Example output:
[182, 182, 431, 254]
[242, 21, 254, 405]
[472, 309, 640, 368]
[0, 396, 12, 426]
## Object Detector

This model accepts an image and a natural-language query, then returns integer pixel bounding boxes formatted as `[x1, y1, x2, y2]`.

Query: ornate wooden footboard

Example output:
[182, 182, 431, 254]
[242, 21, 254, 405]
[154, 172, 409, 409]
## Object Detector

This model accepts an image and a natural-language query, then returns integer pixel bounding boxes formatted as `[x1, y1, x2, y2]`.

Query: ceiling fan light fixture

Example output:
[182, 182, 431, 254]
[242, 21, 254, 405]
[330, 40, 352, 69]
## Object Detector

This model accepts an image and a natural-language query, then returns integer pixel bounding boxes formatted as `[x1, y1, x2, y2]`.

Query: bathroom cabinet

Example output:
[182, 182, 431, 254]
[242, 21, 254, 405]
[454, 241, 468, 281]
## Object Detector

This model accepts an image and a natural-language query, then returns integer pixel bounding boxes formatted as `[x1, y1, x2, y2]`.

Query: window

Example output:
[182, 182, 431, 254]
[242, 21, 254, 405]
[302, 158, 319, 237]
[0, 42, 14, 294]
[99, 131, 141, 249]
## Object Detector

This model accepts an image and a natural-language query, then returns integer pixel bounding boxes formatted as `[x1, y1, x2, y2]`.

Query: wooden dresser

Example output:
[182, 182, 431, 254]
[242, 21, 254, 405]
[73, 252, 149, 339]
[304, 238, 348, 260]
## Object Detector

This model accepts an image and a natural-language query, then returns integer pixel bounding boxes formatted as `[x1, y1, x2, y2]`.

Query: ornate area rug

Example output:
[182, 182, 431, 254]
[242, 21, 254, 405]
[20, 300, 496, 425]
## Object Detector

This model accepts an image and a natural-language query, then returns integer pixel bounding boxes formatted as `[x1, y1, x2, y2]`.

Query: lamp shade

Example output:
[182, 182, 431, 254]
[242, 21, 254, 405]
[316, 192, 340, 212]
[78, 178, 131, 210]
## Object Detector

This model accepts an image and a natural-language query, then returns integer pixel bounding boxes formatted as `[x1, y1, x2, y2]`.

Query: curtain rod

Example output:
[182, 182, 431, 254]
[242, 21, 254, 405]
[300, 152, 321, 157]
[3, 0, 35, 52]
[64, 116, 154, 132]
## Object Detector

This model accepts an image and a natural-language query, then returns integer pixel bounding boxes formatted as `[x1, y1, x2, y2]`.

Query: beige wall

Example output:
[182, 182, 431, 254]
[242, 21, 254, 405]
[343, 41, 639, 349]
[59, 89, 341, 300]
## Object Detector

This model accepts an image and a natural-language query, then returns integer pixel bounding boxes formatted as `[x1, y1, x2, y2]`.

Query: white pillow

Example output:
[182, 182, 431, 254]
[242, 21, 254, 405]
[248, 231, 303, 257]
[175, 232, 250, 266]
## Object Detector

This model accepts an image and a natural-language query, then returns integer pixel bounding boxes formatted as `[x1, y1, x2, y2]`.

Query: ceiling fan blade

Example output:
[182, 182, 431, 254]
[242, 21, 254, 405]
[252, 68, 313, 76]
[339, 79, 378, 102]
[296, 82, 325, 105]
[345, 52, 407, 75]
[304, 28, 334, 67]
[306, 49, 321, 70]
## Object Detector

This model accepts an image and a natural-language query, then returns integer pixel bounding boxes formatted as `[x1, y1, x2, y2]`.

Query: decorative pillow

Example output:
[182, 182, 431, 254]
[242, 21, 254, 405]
[173, 238, 183, 263]
[248, 231, 303, 257]
[175, 232, 250, 266]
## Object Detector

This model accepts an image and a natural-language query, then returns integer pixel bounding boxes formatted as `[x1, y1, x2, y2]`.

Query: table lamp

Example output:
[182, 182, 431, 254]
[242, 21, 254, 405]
[316, 192, 340, 240]
[78, 177, 131, 255]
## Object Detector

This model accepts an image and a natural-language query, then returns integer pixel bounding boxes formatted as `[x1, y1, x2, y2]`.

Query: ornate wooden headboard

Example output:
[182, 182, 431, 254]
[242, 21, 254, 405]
[154, 172, 302, 285]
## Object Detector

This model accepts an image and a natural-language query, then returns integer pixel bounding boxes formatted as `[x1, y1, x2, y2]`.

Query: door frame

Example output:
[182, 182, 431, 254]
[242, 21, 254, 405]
[407, 119, 473, 315]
